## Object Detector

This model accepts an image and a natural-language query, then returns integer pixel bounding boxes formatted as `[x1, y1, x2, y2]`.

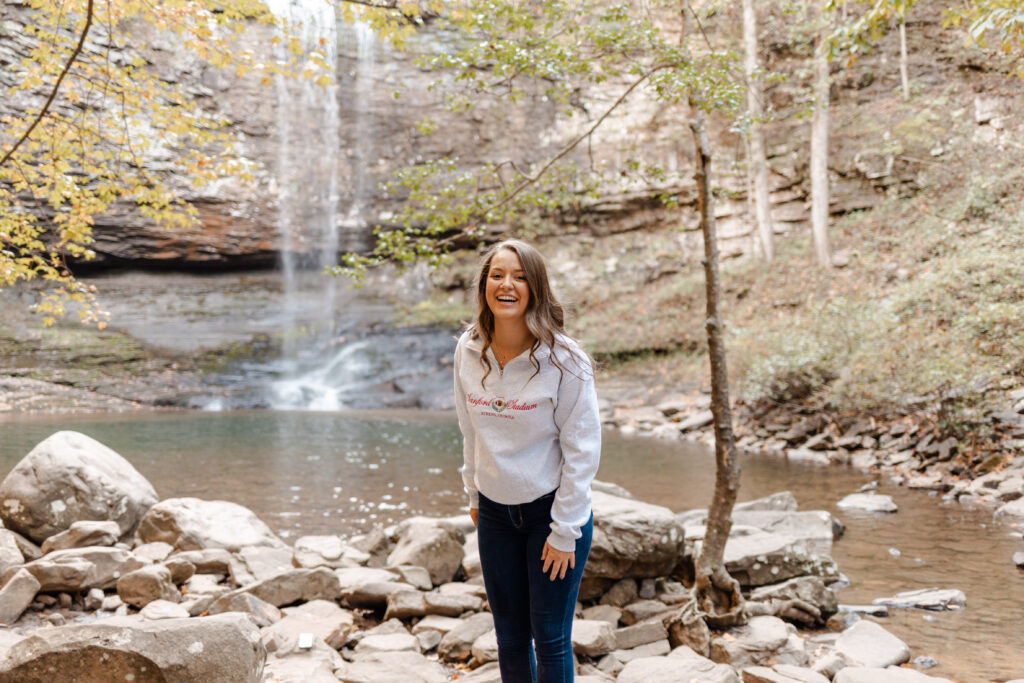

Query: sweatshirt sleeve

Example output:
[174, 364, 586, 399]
[453, 338, 480, 508]
[547, 355, 601, 552]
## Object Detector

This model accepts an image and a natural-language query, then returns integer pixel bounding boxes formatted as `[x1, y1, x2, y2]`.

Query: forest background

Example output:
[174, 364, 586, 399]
[4, 0, 1022, 435]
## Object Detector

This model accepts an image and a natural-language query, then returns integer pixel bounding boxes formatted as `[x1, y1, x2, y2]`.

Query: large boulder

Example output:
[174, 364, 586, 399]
[0, 431, 158, 543]
[387, 519, 464, 586]
[687, 526, 839, 588]
[834, 620, 910, 668]
[136, 498, 287, 552]
[587, 490, 686, 579]
[0, 613, 265, 682]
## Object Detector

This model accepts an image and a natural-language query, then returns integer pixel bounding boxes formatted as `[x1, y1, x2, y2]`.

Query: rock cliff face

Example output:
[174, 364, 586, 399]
[1, 2, 1018, 269]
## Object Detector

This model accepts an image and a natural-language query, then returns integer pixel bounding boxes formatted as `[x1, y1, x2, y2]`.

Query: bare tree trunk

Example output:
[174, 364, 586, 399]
[688, 103, 744, 627]
[742, 0, 773, 261]
[810, 11, 832, 268]
[898, 16, 910, 101]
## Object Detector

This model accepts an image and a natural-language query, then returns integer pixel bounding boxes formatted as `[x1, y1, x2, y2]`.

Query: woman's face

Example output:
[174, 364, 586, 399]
[485, 249, 530, 324]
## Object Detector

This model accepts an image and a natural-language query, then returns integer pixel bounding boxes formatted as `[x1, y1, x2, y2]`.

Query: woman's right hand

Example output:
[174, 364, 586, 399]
[470, 508, 478, 527]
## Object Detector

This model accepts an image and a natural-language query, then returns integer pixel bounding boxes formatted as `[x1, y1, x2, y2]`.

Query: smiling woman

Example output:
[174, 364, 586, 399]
[453, 239, 601, 682]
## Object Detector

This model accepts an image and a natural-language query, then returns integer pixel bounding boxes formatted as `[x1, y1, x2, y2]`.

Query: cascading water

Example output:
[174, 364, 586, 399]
[259, 5, 424, 411]
[264, 0, 345, 409]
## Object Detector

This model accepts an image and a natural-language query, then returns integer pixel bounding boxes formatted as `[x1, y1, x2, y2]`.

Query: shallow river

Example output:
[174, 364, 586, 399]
[2, 410, 1022, 681]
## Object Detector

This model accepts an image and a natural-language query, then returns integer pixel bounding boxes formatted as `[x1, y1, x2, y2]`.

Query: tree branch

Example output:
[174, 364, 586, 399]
[0, 0, 95, 169]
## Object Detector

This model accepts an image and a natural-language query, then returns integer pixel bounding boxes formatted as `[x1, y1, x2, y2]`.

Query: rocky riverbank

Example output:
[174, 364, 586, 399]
[0, 430, 990, 682]
[599, 384, 1024, 549]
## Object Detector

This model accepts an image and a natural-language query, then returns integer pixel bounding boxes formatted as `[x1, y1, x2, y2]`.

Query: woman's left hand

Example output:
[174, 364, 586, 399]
[541, 542, 575, 581]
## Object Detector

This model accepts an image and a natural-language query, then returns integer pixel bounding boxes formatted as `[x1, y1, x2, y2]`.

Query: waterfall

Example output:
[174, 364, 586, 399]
[265, 0, 342, 408]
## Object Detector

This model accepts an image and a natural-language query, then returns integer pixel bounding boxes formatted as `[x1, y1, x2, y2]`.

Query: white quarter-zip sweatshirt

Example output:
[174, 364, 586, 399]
[454, 328, 601, 552]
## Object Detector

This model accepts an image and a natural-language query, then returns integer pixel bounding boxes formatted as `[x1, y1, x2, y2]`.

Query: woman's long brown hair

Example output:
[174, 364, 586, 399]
[468, 239, 592, 387]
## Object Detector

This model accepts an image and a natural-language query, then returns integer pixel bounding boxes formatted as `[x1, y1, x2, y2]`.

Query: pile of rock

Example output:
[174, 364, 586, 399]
[603, 391, 1024, 526]
[0, 431, 955, 682]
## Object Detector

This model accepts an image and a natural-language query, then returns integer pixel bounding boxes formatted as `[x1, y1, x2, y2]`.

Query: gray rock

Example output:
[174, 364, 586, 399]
[411, 614, 463, 635]
[0, 530, 40, 563]
[600, 578, 638, 607]
[1014, 551, 1024, 568]
[834, 620, 910, 668]
[230, 545, 294, 585]
[170, 548, 232, 574]
[340, 651, 449, 683]
[612, 639, 671, 663]
[355, 632, 421, 655]
[386, 519, 464, 586]
[731, 510, 840, 553]
[735, 492, 799, 512]
[437, 581, 487, 599]
[423, 590, 482, 616]
[343, 581, 418, 609]
[293, 535, 369, 569]
[206, 591, 281, 627]
[139, 599, 190, 620]
[0, 534, 24, 579]
[384, 589, 427, 620]
[264, 638, 342, 683]
[40, 520, 121, 554]
[688, 527, 839, 588]
[471, 629, 498, 663]
[618, 646, 740, 683]
[136, 497, 287, 552]
[335, 566, 400, 589]
[213, 567, 340, 609]
[582, 604, 622, 625]
[117, 564, 180, 608]
[393, 565, 433, 591]
[163, 557, 196, 584]
[995, 497, 1024, 519]
[748, 576, 838, 625]
[0, 431, 158, 543]
[678, 410, 714, 431]
[571, 619, 617, 656]
[742, 664, 830, 683]
[437, 612, 495, 661]
[711, 616, 793, 668]
[615, 621, 668, 650]
[12, 546, 146, 591]
[462, 530, 481, 579]
[872, 588, 966, 611]
[837, 493, 898, 513]
[133, 541, 175, 562]
[416, 629, 442, 652]
[834, 667, 953, 683]
[268, 600, 355, 650]
[83, 587, 104, 611]
[0, 568, 40, 625]
[449, 661, 502, 682]
[0, 613, 264, 682]
[620, 599, 672, 625]
[588, 491, 685, 579]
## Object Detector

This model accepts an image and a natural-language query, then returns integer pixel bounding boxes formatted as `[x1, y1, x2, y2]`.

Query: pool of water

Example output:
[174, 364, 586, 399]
[1, 411, 1022, 681]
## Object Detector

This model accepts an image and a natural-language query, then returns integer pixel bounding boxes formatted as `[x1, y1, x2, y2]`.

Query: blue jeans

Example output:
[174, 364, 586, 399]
[477, 491, 593, 683]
